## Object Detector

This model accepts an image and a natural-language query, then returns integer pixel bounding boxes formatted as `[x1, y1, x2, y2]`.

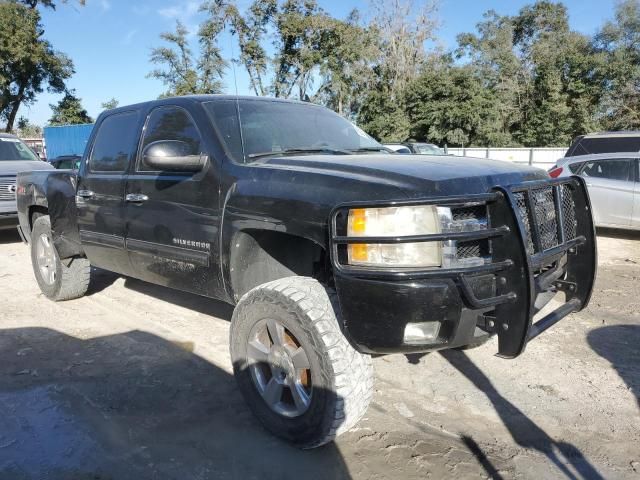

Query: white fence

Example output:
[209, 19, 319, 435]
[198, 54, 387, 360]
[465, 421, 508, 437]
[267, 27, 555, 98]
[446, 147, 567, 171]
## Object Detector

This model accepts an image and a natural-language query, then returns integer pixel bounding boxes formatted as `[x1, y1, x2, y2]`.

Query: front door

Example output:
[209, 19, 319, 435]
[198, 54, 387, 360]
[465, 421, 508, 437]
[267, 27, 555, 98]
[124, 105, 222, 297]
[580, 158, 634, 227]
[76, 110, 140, 276]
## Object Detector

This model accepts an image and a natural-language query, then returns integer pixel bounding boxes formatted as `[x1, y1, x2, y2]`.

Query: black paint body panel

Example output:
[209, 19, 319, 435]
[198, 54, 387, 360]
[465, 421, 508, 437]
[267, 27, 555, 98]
[15, 95, 597, 356]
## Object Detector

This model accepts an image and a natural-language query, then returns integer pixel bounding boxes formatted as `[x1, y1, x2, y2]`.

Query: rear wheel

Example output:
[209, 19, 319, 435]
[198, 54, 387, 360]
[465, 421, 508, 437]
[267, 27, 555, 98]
[30, 215, 90, 301]
[230, 276, 374, 448]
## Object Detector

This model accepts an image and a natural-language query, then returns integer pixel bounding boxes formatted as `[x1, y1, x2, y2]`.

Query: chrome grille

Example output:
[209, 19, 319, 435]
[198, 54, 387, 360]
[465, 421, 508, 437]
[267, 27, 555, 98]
[448, 205, 490, 264]
[514, 184, 577, 254]
[0, 177, 16, 201]
[452, 205, 486, 223]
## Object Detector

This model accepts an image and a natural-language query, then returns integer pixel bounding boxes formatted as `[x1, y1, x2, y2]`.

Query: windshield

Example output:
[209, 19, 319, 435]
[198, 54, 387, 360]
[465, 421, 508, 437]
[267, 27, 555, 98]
[0, 137, 39, 161]
[414, 144, 443, 155]
[204, 99, 382, 162]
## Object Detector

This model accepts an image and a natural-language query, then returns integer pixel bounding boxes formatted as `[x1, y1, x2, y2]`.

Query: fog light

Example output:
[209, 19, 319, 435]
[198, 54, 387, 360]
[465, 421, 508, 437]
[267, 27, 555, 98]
[403, 322, 441, 344]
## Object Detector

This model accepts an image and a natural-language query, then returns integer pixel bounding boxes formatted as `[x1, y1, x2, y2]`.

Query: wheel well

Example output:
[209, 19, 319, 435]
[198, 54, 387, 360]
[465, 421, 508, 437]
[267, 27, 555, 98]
[29, 206, 49, 232]
[229, 230, 328, 301]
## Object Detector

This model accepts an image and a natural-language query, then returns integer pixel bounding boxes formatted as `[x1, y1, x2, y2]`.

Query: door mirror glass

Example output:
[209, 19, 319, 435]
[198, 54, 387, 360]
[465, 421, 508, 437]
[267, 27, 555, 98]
[142, 140, 205, 172]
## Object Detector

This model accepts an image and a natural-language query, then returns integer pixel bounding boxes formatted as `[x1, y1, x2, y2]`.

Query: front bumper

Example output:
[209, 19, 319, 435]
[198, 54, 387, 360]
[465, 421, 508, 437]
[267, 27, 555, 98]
[329, 176, 597, 358]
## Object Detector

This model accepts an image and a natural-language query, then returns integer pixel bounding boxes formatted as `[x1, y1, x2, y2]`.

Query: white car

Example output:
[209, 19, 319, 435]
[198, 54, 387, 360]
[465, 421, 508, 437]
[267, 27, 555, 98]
[383, 143, 412, 154]
[549, 152, 639, 230]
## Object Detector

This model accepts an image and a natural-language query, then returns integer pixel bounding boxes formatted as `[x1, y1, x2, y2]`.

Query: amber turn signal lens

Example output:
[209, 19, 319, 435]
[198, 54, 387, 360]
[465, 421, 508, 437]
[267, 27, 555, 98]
[348, 243, 369, 262]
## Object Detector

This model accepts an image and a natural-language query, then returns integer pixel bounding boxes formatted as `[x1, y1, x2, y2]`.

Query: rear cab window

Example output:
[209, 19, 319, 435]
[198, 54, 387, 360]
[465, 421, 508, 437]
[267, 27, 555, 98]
[89, 111, 140, 173]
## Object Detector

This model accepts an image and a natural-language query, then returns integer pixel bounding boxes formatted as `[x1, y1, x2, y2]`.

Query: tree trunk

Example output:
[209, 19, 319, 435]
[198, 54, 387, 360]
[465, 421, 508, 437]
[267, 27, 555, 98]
[5, 83, 27, 133]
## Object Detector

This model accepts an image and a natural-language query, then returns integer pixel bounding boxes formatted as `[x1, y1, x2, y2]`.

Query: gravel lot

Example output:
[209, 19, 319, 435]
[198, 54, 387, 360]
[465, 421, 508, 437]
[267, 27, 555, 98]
[0, 227, 638, 479]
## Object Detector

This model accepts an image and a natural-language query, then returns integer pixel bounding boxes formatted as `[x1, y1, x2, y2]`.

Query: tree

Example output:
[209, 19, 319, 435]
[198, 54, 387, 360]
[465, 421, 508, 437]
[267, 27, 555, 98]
[369, 0, 440, 98]
[451, 1, 603, 147]
[16, 116, 42, 137]
[593, 0, 640, 130]
[147, 13, 227, 97]
[48, 90, 93, 125]
[357, 0, 440, 139]
[225, 0, 276, 96]
[0, 1, 74, 132]
[101, 98, 119, 110]
[223, 0, 375, 115]
[456, 11, 524, 146]
[403, 63, 501, 146]
[17, 0, 85, 9]
[511, 1, 603, 146]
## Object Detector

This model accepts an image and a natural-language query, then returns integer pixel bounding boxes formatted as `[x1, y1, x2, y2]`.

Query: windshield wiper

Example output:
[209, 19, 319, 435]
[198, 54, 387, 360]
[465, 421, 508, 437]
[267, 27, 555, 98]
[248, 148, 351, 159]
[347, 147, 392, 153]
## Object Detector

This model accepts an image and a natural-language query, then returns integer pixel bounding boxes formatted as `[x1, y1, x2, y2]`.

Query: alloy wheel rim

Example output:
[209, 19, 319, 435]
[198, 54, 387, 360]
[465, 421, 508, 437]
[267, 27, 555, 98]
[36, 233, 56, 285]
[247, 318, 312, 417]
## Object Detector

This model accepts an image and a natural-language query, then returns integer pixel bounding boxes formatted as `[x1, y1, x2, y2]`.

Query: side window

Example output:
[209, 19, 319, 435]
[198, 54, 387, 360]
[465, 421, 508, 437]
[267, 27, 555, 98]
[89, 111, 139, 172]
[568, 162, 583, 174]
[581, 159, 631, 182]
[139, 106, 202, 171]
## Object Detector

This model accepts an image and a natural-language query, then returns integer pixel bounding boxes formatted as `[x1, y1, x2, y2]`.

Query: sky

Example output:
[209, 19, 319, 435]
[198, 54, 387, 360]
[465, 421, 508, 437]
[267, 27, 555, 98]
[22, 0, 618, 126]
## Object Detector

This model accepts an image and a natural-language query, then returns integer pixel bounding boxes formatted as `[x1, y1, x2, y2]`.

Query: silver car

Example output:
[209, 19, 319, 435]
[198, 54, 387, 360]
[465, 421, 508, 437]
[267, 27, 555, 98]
[550, 152, 639, 230]
[0, 133, 52, 231]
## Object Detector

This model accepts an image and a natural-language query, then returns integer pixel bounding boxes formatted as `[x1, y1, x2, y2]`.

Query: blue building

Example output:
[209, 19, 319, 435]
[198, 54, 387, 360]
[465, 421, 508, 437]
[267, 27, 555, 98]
[43, 123, 94, 159]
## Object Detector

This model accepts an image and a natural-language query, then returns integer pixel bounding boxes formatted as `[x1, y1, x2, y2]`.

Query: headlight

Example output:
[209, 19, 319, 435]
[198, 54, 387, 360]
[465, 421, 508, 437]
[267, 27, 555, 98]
[347, 206, 442, 267]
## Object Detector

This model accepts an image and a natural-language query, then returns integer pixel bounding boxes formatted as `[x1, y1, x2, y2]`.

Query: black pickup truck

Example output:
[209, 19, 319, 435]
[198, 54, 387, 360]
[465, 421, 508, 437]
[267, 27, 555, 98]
[16, 95, 597, 448]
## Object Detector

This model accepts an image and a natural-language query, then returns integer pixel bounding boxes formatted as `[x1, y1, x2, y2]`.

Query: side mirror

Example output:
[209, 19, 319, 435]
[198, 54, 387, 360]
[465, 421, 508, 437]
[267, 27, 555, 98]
[142, 140, 206, 172]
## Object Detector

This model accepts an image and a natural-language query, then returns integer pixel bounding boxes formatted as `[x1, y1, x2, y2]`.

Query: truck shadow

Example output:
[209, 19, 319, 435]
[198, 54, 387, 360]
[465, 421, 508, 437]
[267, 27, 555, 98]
[0, 327, 351, 480]
[0, 229, 21, 244]
[596, 227, 640, 241]
[439, 350, 604, 480]
[123, 276, 235, 320]
[587, 324, 640, 409]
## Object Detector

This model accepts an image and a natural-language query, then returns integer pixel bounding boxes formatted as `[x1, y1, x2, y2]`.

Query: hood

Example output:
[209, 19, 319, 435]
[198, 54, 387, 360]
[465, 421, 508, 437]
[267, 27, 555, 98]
[0, 160, 53, 177]
[256, 154, 548, 197]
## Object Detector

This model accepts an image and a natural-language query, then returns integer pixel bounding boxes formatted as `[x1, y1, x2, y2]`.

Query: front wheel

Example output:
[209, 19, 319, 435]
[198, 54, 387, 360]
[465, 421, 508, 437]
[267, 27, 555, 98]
[30, 215, 90, 301]
[230, 276, 374, 448]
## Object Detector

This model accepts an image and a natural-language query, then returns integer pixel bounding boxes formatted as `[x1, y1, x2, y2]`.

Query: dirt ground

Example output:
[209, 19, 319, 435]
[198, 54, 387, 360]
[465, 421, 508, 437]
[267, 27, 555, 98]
[0, 227, 638, 480]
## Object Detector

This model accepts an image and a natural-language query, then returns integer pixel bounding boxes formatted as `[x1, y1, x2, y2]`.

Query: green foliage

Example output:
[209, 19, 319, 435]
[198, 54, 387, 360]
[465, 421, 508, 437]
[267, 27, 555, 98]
[48, 90, 92, 125]
[144, 0, 640, 146]
[375, 0, 607, 147]
[17, 0, 85, 9]
[100, 98, 119, 110]
[223, 0, 375, 116]
[147, 15, 227, 98]
[594, 0, 640, 130]
[0, 1, 74, 132]
[16, 116, 42, 137]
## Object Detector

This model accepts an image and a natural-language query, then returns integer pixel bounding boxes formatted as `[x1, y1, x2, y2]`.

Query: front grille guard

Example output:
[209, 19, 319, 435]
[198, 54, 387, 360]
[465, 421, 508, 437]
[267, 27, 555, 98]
[328, 176, 597, 358]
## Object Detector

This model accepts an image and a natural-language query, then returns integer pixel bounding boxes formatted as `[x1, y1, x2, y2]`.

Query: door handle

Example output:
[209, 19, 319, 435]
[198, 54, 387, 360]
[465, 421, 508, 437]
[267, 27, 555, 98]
[126, 193, 149, 203]
[77, 189, 94, 198]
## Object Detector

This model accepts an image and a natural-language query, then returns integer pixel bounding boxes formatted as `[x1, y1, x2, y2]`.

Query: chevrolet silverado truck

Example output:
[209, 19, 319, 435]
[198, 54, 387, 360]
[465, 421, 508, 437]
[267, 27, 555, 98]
[15, 96, 597, 448]
[0, 133, 52, 230]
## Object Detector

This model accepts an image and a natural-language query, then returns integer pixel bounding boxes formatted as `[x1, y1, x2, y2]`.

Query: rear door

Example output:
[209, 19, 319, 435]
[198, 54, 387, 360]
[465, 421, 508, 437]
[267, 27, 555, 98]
[579, 158, 634, 227]
[76, 111, 140, 276]
[124, 104, 222, 297]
